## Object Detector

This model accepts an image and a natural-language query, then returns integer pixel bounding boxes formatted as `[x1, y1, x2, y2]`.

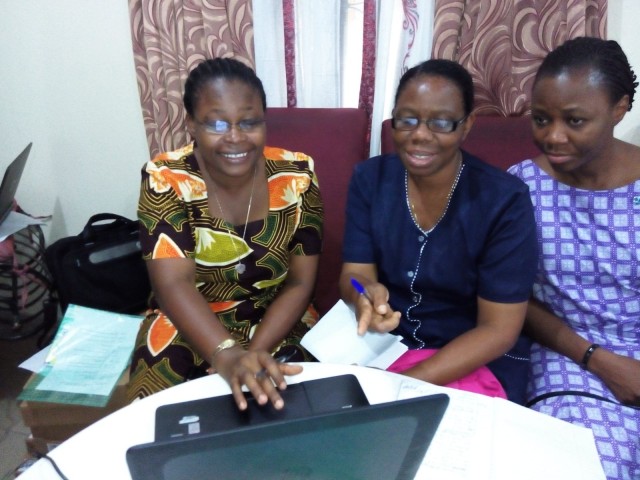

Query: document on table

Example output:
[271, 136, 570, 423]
[301, 300, 407, 369]
[36, 304, 143, 396]
[17, 304, 143, 407]
[398, 381, 606, 480]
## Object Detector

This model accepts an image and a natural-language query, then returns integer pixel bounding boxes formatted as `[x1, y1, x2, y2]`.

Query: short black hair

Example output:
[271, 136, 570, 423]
[535, 36, 637, 111]
[183, 57, 267, 116]
[394, 59, 475, 115]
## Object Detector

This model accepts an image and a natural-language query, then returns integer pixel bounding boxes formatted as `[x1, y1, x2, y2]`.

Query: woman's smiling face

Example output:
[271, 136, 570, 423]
[392, 74, 473, 178]
[186, 78, 266, 180]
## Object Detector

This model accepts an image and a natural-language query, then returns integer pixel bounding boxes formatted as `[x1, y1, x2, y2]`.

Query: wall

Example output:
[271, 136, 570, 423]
[0, 1, 149, 242]
[0, 1, 637, 244]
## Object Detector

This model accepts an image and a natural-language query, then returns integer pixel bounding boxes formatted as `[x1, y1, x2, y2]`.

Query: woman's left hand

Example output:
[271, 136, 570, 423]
[213, 347, 303, 410]
[589, 348, 640, 406]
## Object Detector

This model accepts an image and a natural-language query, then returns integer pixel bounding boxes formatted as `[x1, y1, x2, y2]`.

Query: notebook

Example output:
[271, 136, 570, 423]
[127, 392, 450, 480]
[154, 374, 370, 441]
[0, 143, 31, 224]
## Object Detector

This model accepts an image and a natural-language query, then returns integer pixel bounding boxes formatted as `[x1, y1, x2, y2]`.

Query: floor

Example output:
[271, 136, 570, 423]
[0, 335, 39, 480]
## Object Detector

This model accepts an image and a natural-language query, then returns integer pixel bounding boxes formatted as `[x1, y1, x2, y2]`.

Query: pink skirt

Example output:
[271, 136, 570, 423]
[387, 349, 507, 399]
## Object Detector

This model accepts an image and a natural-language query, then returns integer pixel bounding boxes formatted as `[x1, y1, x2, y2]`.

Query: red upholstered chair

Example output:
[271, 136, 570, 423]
[380, 115, 540, 170]
[265, 108, 368, 317]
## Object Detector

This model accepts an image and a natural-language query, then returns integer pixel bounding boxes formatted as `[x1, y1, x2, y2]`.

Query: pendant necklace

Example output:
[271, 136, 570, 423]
[211, 164, 257, 275]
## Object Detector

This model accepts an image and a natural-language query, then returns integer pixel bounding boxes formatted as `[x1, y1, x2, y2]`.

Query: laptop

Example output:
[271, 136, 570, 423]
[127, 392, 450, 480]
[0, 143, 31, 224]
[155, 374, 370, 441]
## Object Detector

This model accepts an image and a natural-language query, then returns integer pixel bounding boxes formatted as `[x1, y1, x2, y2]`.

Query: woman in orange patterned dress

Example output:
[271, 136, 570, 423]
[127, 58, 323, 411]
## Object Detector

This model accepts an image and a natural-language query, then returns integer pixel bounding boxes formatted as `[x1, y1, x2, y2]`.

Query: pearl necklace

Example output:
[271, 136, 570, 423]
[211, 164, 257, 274]
[406, 157, 464, 233]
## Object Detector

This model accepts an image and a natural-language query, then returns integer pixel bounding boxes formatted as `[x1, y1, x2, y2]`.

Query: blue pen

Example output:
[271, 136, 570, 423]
[350, 277, 373, 303]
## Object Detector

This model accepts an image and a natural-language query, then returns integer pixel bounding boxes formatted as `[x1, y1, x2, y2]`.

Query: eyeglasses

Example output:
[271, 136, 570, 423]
[196, 118, 265, 135]
[391, 116, 467, 134]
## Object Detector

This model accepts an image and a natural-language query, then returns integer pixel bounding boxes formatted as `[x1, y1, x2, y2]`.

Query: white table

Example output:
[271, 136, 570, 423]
[20, 363, 605, 480]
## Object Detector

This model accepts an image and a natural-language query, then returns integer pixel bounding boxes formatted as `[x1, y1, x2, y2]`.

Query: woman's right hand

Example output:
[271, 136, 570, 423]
[355, 282, 401, 335]
[589, 347, 640, 406]
[213, 346, 303, 411]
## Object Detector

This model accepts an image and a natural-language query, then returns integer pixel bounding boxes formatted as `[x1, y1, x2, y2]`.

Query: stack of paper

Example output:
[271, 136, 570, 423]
[18, 304, 143, 407]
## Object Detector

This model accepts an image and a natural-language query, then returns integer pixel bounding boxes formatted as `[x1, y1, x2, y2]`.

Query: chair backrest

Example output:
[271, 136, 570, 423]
[380, 115, 540, 170]
[266, 108, 368, 316]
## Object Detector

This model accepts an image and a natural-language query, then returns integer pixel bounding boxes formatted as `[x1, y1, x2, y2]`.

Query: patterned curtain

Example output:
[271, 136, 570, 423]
[128, 0, 255, 157]
[431, 0, 608, 116]
[358, 0, 377, 148]
[368, 0, 434, 155]
[282, 0, 297, 107]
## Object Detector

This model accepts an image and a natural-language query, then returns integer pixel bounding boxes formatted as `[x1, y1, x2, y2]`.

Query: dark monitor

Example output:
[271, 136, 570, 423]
[127, 393, 449, 480]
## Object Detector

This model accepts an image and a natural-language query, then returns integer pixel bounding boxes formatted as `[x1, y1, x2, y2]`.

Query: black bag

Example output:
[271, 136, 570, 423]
[45, 213, 151, 314]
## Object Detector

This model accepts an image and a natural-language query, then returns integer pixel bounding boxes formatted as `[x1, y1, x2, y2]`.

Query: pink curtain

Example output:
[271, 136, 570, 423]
[432, 0, 607, 116]
[282, 0, 297, 108]
[128, 0, 255, 157]
[358, 0, 377, 152]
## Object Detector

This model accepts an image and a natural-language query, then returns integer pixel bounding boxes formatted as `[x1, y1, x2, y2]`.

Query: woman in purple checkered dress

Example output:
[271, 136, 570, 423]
[508, 37, 640, 480]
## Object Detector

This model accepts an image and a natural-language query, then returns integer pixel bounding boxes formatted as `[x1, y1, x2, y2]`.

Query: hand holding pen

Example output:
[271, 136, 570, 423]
[350, 277, 401, 335]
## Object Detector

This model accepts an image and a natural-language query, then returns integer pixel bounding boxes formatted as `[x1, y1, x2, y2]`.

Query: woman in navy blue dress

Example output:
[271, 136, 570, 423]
[340, 59, 538, 403]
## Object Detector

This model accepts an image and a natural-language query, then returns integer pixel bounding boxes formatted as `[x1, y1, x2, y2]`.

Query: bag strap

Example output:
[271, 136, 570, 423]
[526, 390, 640, 410]
[81, 213, 137, 242]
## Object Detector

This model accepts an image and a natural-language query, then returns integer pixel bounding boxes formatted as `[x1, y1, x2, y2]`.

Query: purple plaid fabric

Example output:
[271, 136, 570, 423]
[509, 160, 640, 480]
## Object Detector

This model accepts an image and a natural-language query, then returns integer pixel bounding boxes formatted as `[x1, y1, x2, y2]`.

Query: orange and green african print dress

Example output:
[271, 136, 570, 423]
[128, 145, 323, 399]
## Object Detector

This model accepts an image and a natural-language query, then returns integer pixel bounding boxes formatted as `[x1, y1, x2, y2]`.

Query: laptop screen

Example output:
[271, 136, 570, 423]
[127, 393, 449, 480]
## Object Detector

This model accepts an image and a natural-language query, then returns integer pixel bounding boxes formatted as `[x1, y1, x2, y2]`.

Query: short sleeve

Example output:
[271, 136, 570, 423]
[342, 161, 376, 263]
[477, 185, 538, 303]
[137, 156, 199, 260]
[289, 156, 323, 256]
[264, 148, 323, 257]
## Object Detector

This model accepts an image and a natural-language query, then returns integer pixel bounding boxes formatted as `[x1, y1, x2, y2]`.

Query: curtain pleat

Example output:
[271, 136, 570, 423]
[358, 0, 377, 154]
[282, 0, 297, 107]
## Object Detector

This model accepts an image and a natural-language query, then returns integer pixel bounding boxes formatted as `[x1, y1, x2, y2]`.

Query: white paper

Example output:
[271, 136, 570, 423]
[0, 211, 46, 241]
[301, 300, 407, 368]
[397, 381, 606, 480]
[19, 345, 51, 372]
[400, 381, 493, 480]
[491, 398, 606, 479]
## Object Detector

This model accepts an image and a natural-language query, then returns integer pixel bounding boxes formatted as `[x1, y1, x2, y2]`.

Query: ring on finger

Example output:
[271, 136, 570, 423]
[254, 368, 267, 380]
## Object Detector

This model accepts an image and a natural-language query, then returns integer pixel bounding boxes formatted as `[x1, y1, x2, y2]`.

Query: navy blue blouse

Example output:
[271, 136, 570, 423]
[343, 151, 538, 403]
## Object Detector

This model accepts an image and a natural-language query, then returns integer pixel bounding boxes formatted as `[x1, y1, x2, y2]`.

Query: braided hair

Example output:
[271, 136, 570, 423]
[183, 57, 266, 116]
[535, 36, 638, 111]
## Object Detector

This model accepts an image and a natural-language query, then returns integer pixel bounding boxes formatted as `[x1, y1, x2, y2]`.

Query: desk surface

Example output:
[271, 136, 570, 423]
[20, 363, 605, 480]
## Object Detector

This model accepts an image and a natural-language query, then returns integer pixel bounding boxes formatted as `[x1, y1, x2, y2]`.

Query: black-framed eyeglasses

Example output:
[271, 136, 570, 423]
[196, 118, 265, 135]
[391, 116, 468, 134]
